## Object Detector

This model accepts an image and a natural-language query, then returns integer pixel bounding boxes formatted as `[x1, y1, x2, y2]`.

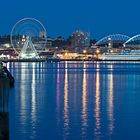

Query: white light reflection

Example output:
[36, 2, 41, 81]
[31, 63, 37, 138]
[19, 63, 28, 133]
[96, 62, 100, 72]
[94, 62, 101, 138]
[56, 63, 60, 125]
[81, 62, 88, 136]
[20, 63, 27, 119]
[109, 64, 114, 134]
[6, 62, 10, 70]
[19, 63, 37, 138]
[64, 62, 69, 137]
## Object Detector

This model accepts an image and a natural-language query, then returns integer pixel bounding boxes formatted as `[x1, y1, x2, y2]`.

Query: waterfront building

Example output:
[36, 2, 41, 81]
[56, 51, 93, 60]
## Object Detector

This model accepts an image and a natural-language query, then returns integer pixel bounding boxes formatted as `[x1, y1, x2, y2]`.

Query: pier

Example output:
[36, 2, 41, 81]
[0, 61, 10, 140]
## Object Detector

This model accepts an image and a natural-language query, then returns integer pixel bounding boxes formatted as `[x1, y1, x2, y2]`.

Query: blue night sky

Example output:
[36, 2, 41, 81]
[0, 0, 140, 39]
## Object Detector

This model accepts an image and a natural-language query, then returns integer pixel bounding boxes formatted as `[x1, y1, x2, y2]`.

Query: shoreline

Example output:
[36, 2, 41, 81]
[2, 58, 140, 62]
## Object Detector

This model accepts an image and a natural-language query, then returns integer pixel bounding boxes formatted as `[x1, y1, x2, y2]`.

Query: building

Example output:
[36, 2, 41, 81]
[70, 30, 90, 48]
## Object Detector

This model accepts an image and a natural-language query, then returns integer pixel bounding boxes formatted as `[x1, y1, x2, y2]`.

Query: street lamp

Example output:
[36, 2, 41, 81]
[96, 49, 100, 54]
[83, 50, 87, 54]
[83, 50, 87, 59]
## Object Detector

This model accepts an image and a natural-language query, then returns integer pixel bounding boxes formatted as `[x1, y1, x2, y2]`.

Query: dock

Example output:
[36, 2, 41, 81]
[2, 58, 46, 63]
[0, 61, 10, 140]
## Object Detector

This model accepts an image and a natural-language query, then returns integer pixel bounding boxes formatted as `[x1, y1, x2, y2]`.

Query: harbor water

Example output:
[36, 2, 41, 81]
[8, 61, 140, 140]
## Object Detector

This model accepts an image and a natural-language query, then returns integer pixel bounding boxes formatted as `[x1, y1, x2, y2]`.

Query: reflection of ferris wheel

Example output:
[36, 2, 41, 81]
[10, 18, 47, 55]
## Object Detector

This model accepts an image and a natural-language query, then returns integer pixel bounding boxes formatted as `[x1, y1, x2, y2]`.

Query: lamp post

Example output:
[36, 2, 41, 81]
[108, 37, 112, 49]
[83, 50, 87, 60]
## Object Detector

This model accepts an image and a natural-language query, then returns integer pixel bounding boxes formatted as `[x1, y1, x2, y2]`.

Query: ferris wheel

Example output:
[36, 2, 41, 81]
[10, 18, 47, 56]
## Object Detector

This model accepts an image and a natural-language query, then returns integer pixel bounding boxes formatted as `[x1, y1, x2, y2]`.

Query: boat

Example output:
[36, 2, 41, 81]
[97, 50, 140, 61]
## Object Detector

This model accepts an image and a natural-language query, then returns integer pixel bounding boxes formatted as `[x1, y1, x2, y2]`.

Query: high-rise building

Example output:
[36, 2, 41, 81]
[70, 30, 90, 47]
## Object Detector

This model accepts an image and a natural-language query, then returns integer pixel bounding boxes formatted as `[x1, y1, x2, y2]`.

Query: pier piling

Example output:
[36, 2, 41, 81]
[0, 61, 10, 140]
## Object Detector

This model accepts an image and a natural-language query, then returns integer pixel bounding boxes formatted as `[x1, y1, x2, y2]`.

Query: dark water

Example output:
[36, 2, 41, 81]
[8, 61, 140, 140]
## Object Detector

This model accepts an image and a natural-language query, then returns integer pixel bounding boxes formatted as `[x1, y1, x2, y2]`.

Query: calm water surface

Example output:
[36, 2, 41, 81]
[8, 62, 140, 140]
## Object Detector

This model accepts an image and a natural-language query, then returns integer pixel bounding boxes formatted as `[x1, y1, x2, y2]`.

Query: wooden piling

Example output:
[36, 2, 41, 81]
[0, 76, 10, 140]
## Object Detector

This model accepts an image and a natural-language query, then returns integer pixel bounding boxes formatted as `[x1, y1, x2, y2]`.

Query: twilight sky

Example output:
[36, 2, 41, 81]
[0, 0, 140, 39]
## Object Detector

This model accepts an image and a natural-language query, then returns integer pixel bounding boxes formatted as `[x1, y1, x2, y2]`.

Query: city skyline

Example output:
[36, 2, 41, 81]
[1, 1, 140, 139]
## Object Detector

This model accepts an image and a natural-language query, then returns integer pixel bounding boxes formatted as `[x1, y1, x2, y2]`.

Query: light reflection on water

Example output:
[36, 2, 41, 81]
[94, 62, 101, 139]
[20, 64, 27, 125]
[31, 63, 37, 139]
[81, 62, 88, 137]
[56, 63, 60, 126]
[64, 62, 69, 138]
[9, 62, 140, 140]
[108, 64, 114, 134]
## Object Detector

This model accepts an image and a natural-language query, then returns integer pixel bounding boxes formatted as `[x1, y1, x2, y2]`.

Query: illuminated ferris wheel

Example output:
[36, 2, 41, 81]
[10, 18, 47, 58]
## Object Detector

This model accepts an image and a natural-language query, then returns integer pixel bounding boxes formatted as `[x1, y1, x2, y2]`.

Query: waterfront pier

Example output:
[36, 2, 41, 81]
[0, 61, 10, 140]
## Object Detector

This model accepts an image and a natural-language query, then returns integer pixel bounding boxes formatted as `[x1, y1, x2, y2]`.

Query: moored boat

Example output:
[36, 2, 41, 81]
[98, 50, 140, 61]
